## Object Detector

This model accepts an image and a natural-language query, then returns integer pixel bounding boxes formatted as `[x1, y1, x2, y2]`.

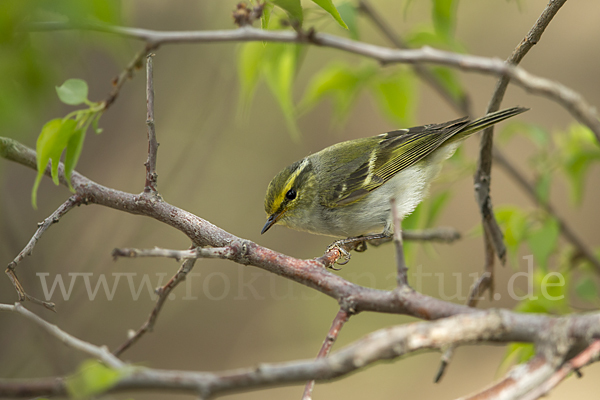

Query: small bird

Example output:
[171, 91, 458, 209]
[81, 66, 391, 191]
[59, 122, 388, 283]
[261, 107, 528, 252]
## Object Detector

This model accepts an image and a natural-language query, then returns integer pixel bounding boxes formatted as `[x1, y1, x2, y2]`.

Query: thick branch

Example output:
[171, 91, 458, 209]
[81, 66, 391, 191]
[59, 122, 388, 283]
[2, 310, 600, 398]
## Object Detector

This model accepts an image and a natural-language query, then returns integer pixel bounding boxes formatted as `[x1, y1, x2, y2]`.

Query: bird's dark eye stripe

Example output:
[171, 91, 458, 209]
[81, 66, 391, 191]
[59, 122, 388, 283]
[285, 189, 297, 200]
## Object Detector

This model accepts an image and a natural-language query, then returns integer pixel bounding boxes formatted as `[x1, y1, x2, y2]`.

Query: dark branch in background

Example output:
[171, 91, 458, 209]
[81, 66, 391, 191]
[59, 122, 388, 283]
[473, 0, 567, 271]
[113, 258, 197, 357]
[493, 148, 600, 273]
[26, 22, 600, 141]
[144, 53, 159, 193]
[357, 0, 471, 117]
[302, 308, 350, 400]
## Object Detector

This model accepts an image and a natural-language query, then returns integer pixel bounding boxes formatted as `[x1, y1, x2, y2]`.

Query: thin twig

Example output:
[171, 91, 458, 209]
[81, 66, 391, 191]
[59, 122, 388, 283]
[493, 147, 600, 274]
[5, 194, 82, 310]
[474, 0, 568, 266]
[26, 22, 600, 141]
[390, 198, 408, 287]
[301, 308, 350, 400]
[0, 303, 123, 369]
[112, 246, 234, 261]
[112, 258, 196, 356]
[104, 47, 149, 110]
[144, 53, 159, 193]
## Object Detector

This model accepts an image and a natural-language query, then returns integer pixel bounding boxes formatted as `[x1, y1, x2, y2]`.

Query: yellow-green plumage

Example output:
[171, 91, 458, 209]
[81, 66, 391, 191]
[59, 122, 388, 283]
[262, 106, 528, 237]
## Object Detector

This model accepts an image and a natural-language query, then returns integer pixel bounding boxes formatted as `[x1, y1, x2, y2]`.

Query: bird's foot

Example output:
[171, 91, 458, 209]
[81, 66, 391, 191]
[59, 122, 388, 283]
[324, 233, 391, 267]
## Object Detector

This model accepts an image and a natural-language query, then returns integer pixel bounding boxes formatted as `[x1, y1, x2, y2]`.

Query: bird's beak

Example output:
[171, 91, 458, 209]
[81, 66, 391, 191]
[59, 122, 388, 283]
[261, 211, 283, 234]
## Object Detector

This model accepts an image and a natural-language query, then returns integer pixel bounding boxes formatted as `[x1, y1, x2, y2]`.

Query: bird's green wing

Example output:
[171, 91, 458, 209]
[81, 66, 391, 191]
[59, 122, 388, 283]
[324, 117, 470, 207]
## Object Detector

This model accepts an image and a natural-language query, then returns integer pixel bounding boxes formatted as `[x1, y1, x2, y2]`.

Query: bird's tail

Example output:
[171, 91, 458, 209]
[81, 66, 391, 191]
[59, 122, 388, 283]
[454, 106, 529, 141]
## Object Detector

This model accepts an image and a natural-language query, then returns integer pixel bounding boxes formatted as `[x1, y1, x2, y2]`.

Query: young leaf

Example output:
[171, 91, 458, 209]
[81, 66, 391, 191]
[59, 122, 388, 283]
[66, 360, 121, 398]
[429, 66, 464, 104]
[371, 70, 417, 126]
[32, 118, 77, 208]
[311, 0, 348, 29]
[300, 62, 375, 123]
[337, 2, 359, 39]
[262, 43, 301, 140]
[576, 277, 598, 301]
[56, 79, 89, 105]
[64, 128, 85, 191]
[238, 42, 267, 109]
[424, 190, 451, 227]
[556, 125, 600, 205]
[534, 172, 552, 204]
[272, 0, 303, 25]
[92, 112, 103, 134]
[527, 218, 559, 270]
[431, 0, 458, 39]
[262, 2, 274, 30]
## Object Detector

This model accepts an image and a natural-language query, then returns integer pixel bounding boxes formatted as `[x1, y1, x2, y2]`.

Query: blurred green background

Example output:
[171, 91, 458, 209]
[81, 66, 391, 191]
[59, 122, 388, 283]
[1, 0, 600, 399]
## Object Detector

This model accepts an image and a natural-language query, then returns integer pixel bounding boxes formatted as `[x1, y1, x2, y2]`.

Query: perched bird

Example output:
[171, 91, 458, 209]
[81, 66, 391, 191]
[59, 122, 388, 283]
[261, 107, 528, 247]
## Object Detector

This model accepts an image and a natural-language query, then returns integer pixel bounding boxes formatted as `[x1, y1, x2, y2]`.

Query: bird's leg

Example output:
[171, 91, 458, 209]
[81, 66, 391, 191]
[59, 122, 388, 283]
[325, 232, 392, 266]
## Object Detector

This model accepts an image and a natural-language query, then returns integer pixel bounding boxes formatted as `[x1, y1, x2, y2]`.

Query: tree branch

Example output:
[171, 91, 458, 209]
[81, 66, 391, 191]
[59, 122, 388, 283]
[26, 22, 600, 142]
[1, 308, 599, 398]
[302, 308, 350, 400]
[112, 258, 197, 356]
[144, 53, 159, 193]
[0, 303, 123, 369]
[474, 0, 568, 266]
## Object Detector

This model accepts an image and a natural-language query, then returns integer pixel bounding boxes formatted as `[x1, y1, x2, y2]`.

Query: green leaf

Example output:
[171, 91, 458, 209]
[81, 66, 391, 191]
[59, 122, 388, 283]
[429, 66, 464, 104]
[32, 118, 77, 208]
[238, 42, 267, 110]
[576, 277, 597, 301]
[262, 43, 301, 141]
[66, 360, 121, 398]
[431, 0, 458, 39]
[300, 62, 375, 123]
[92, 112, 103, 134]
[56, 79, 89, 106]
[498, 122, 549, 148]
[311, 0, 348, 29]
[262, 2, 274, 30]
[64, 129, 85, 191]
[535, 172, 551, 204]
[337, 2, 359, 39]
[495, 206, 529, 259]
[500, 342, 536, 373]
[556, 124, 600, 205]
[272, 0, 303, 25]
[527, 218, 560, 269]
[371, 70, 417, 126]
[424, 190, 451, 227]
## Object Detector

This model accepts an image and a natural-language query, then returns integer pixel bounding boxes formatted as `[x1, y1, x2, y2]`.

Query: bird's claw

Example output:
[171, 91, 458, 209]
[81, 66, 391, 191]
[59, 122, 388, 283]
[326, 242, 352, 268]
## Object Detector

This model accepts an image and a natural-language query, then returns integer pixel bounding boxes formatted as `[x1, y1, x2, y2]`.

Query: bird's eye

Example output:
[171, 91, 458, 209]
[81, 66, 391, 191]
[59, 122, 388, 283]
[285, 189, 297, 200]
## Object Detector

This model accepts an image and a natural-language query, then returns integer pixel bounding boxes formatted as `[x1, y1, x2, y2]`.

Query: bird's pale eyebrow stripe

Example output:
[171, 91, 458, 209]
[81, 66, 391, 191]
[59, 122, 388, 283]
[273, 158, 310, 210]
